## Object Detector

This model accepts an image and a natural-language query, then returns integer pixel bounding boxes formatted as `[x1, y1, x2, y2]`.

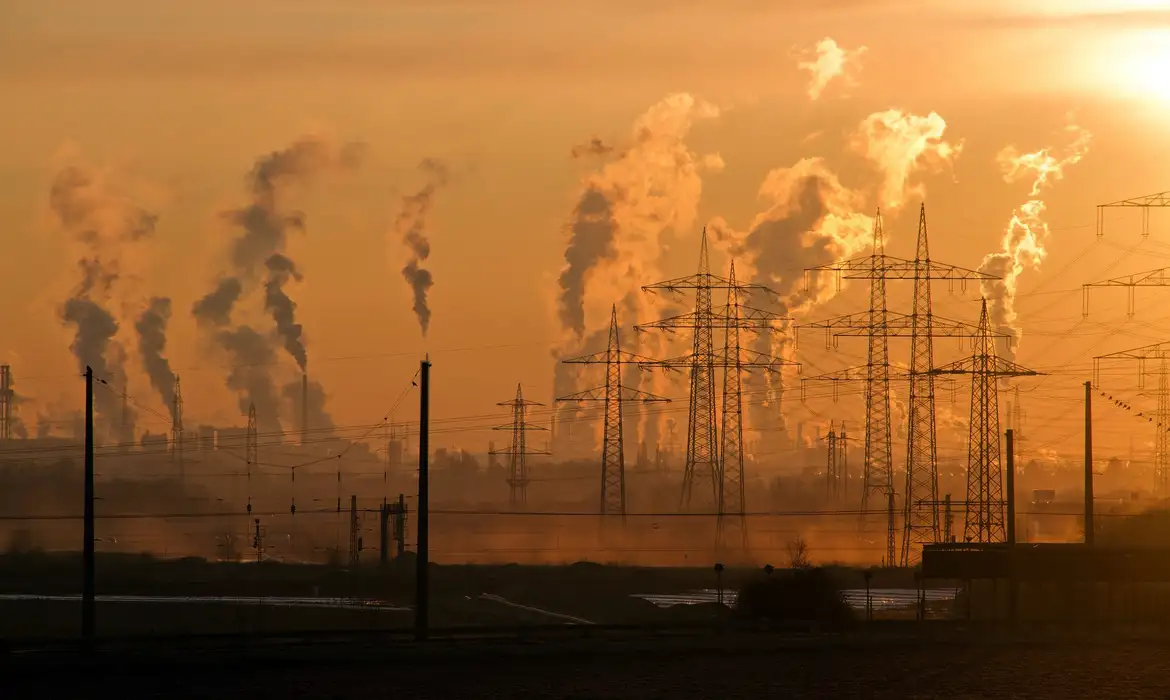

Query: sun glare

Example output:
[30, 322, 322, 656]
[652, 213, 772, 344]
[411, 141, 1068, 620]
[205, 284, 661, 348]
[1108, 29, 1170, 103]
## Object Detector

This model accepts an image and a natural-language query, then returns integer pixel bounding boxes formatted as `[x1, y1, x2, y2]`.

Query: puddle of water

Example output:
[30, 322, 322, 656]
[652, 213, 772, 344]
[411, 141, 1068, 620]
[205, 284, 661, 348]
[633, 588, 958, 611]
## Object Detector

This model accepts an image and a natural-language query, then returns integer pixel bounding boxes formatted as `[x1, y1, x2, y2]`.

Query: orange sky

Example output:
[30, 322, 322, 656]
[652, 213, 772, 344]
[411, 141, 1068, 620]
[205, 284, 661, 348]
[1, 0, 1169, 468]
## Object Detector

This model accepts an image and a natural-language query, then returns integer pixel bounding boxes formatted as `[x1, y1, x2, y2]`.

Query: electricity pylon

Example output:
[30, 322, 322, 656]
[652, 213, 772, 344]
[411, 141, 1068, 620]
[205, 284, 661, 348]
[638, 233, 784, 515]
[492, 384, 549, 508]
[558, 305, 669, 518]
[1094, 342, 1170, 496]
[1083, 267, 1170, 318]
[826, 422, 838, 500]
[246, 401, 257, 515]
[171, 375, 185, 478]
[932, 298, 1041, 543]
[802, 205, 1003, 565]
[1096, 191, 1170, 239]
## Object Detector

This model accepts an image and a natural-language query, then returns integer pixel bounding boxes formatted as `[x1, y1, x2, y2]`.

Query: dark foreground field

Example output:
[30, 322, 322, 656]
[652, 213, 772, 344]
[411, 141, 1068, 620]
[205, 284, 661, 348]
[7, 632, 1170, 699]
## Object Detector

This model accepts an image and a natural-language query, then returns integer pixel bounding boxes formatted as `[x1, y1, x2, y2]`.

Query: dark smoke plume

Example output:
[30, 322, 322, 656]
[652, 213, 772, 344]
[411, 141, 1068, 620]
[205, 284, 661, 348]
[195, 136, 362, 418]
[216, 326, 281, 435]
[397, 158, 449, 336]
[557, 185, 618, 338]
[50, 164, 157, 443]
[571, 137, 614, 159]
[264, 254, 306, 371]
[282, 378, 334, 437]
[192, 277, 242, 327]
[135, 297, 177, 420]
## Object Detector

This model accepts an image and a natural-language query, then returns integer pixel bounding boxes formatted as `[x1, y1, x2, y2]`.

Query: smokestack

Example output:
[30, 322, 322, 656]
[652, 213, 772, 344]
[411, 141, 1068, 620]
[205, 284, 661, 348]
[302, 371, 309, 446]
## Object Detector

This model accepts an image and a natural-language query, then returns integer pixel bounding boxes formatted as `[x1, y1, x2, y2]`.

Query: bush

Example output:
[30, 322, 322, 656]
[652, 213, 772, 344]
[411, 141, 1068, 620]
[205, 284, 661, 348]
[734, 567, 854, 625]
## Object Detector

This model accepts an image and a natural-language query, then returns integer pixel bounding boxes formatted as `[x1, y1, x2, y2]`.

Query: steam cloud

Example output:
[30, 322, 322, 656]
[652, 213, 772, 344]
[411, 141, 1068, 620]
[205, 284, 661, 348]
[50, 164, 157, 443]
[980, 123, 1092, 353]
[798, 38, 867, 101]
[193, 135, 362, 427]
[557, 92, 723, 340]
[135, 297, 177, 420]
[853, 109, 963, 211]
[396, 158, 449, 336]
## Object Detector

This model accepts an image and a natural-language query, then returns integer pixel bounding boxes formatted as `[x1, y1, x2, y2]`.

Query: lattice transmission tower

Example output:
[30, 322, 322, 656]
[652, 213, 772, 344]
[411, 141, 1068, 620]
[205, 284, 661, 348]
[638, 233, 788, 515]
[824, 421, 850, 501]
[558, 305, 670, 518]
[171, 375, 185, 477]
[1094, 342, 1170, 496]
[0, 365, 12, 440]
[246, 401, 258, 514]
[801, 205, 1002, 565]
[1096, 191, 1170, 238]
[932, 298, 1041, 542]
[492, 384, 549, 508]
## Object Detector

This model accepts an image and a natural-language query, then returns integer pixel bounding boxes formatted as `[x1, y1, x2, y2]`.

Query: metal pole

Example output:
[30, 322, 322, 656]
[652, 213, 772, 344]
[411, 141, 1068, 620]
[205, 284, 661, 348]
[415, 358, 431, 642]
[1006, 428, 1018, 624]
[83, 366, 95, 647]
[1006, 429, 1016, 545]
[1084, 380, 1094, 545]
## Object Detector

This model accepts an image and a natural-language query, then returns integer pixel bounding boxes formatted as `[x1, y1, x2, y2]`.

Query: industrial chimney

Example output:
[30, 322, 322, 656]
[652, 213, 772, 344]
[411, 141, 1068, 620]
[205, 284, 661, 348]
[301, 371, 309, 447]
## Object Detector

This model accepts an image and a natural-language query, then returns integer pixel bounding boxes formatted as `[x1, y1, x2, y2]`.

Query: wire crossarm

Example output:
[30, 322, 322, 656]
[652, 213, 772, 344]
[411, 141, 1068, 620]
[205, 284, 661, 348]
[1082, 267, 1170, 317]
[637, 347, 797, 374]
[1097, 191, 1170, 238]
[557, 386, 670, 404]
[1093, 342, 1170, 386]
[929, 357, 1044, 378]
[634, 304, 788, 333]
[805, 254, 998, 291]
[798, 310, 1011, 349]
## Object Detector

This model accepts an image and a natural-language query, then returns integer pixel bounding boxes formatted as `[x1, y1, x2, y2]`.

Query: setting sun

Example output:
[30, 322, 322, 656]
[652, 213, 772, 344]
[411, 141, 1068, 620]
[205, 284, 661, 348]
[1105, 29, 1170, 103]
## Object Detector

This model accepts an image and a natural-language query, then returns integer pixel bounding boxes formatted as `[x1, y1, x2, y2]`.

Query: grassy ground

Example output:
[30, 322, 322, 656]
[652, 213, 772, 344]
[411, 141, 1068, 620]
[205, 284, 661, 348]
[7, 633, 1170, 698]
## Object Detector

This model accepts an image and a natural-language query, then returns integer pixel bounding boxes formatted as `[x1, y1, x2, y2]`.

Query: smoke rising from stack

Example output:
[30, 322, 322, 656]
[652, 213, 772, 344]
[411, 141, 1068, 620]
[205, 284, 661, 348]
[980, 123, 1092, 354]
[798, 38, 867, 101]
[557, 92, 722, 341]
[396, 158, 449, 337]
[264, 253, 306, 371]
[282, 377, 334, 438]
[135, 297, 177, 420]
[853, 109, 962, 211]
[194, 135, 362, 426]
[50, 164, 157, 443]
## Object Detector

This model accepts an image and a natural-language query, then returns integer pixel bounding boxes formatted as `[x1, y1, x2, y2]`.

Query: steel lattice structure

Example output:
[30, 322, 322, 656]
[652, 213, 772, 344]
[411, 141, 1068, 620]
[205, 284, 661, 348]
[246, 401, 257, 515]
[1096, 191, 1170, 238]
[492, 384, 549, 508]
[826, 422, 839, 500]
[1083, 267, 1170, 317]
[171, 375, 185, 478]
[0, 365, 11, 441]
[559, 305, 669, 517]
[932, 299, 1041, 543]
[1093, 342, 1170, 496]
[638, 232, 791, 515]
[802, 206, 1002, 565]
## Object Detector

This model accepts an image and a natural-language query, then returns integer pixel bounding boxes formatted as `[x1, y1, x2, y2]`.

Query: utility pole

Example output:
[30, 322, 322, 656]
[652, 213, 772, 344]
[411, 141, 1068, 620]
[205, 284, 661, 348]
[83, 366, 96, 648]
[826, 421, 838, 500]
[348, 495, 360, 568]
[491, 385, 548, 508]
[0, 365, 12, 440]
[1085, 379, 1094, 545]
[558, 305, 668, 519]
[1006, 429, 1016, 545]
[415, 357, 430, 642]
[246, 402, 257, 515]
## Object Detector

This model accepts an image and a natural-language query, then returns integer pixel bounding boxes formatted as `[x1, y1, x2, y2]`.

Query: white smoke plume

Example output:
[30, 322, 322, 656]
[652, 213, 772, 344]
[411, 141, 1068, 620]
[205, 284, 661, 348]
[709, 158, 874, 455]
[980, 123, 1092, 353]
[853, 109, 963, 211]
[554, 93, 721, 455]
[797, 38, 867, 101]
[557, 92, 722, 341]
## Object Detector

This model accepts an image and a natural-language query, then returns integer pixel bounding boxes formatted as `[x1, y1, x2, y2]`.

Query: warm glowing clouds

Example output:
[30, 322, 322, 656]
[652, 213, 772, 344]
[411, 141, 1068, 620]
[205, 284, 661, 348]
[797, 38, 867, 101]
[853, 109, 963, 211]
